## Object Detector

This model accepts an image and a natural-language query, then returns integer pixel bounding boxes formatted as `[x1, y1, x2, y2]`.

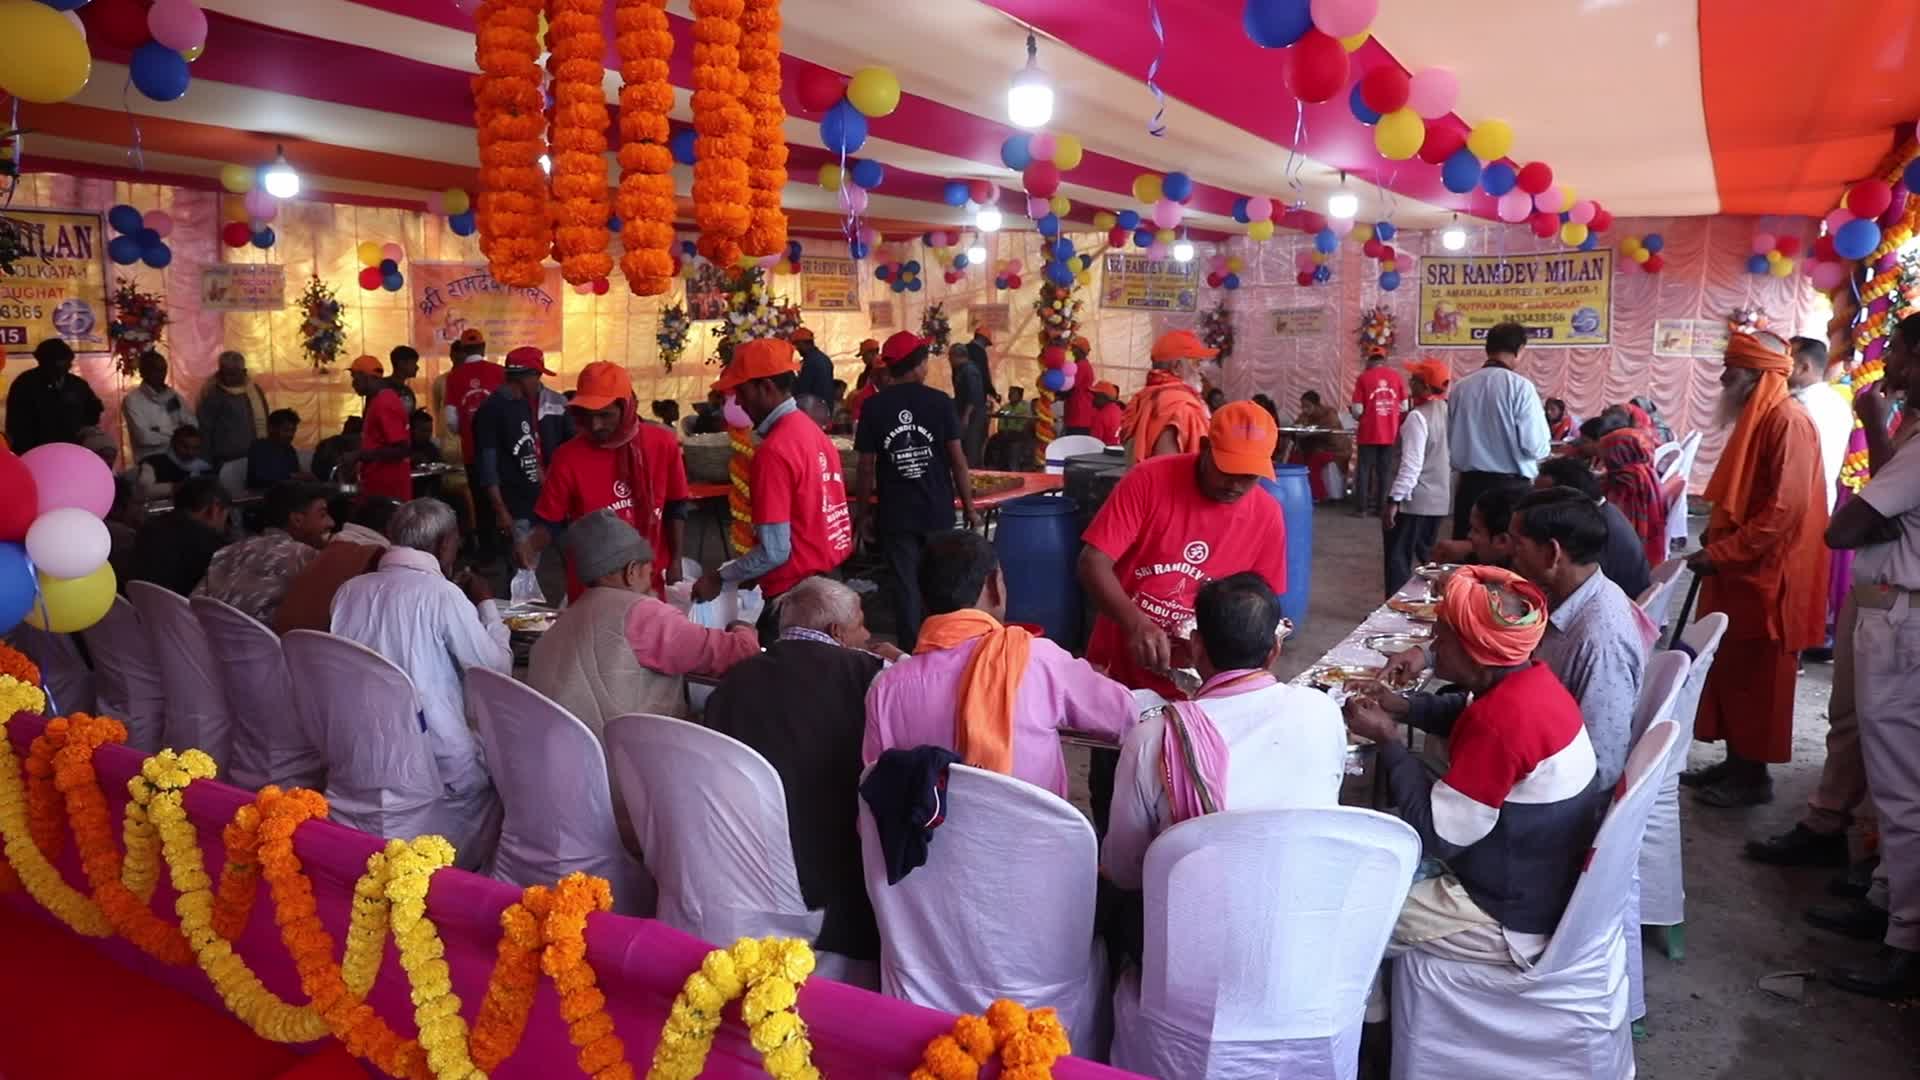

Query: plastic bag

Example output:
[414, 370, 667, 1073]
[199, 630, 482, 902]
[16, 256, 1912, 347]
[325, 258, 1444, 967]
[686, 584, 766, 629]
[509, 568, 544, 608]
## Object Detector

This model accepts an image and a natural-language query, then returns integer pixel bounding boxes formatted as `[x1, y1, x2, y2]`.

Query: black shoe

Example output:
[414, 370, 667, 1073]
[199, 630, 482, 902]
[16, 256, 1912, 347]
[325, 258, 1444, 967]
[1829, 947, 1920, 1000]
[1801, 647, 1834, 664]
[1805, 898, 1890, 941]
[1744, 824, 1849, 867]
[1679, 759, 1734, 789]
[1694, 775, 1774, 808]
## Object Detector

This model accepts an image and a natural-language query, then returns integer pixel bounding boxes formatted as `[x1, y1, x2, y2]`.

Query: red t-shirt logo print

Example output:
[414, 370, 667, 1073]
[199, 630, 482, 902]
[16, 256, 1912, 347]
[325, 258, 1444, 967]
[1183, 540, 1210, 565]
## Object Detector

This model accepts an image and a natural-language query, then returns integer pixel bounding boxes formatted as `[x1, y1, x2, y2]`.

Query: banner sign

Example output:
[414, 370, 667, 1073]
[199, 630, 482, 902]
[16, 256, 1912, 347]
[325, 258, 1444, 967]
[1270, 306, 1331, 337]
[200, 264, 287, 312]
[967, 303, 1011, 334]
[1416, 250, 1613, 346]
[412, 263, 564, 355]
[1099, 253, 1199, 312]
[0, 207, 109, 351]
[867, 300, 895, 329]
[798, 256, 860, 310]
[1652, 317, 1732, 359]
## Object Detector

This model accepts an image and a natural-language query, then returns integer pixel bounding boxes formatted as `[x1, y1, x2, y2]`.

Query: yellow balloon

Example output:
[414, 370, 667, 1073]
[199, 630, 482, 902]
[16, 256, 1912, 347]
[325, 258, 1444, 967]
[223, 198, 250, 224]
[1375, 108, 1425, 161]
[1770, 257, 1795, 277]
[1053, 134, 1084, 171]
[1155, 228, 1175, 244]
[443, 188, 471, 216]
[847, 67, 901, 118]
[1381, 259, 1396, 272]
[0, 0, 91, 105]
[818, 163, 843, 192]
[1352, 223, 1374, 244]
[1619, 236, 1641, 254]
[1632, 246, 1652, 264]
[1312, 250, 1327, 264]
[220, 164, 253, 195]
[1092, 211, 1117, 229]
[1226, 256, 1245, 273]
[25, 563, 115, 633]
[1465, 118, 1514, 163]
[357, 241, 385, 268]
[1765, 248, 1784, 263]
[183, 42, 204, 62]
[1133, 174, 1163, 204]
[1560, 222, 1589, 246]
[1340, 31, 1370, 51]
[1050, 195, 1072, 217]
[1248, 220, 1275, 242]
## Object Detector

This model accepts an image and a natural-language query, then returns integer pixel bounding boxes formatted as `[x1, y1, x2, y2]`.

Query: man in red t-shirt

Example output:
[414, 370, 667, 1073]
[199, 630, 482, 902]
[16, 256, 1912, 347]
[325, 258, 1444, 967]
[516, 361, 690, 599]
[692, 338, 853, 638]
[1350, 347, 1408, 517]
[441, 330, 503, 465]
[1063, 335, 1099, 436]
[1090, 381, 1124, 445]
[348, 354, 413, 500]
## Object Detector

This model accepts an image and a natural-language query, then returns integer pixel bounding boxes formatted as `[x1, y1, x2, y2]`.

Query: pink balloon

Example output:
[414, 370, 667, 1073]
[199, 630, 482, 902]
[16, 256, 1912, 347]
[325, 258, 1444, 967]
[381, 242, 404, 263]
[1146, 242, 1170, 260]
[425, 191, 446, 216]
[1496, 189, 1532, 222]
[1294, 249, 1316, 272]
[1533, 186, 1566, 213]
[857, 226, 880, 246]
[722, 396, 752, 428]
[1810, 260, 1847, 291]
[1026, 196, 1050, 219]
[244, 188, 277, 221]
[1057, 369, 1076, 393]
[1328, 215, 1356, 237]
[840, 184, 869, 215]
[1209, 255, 1228, 273]
[1027, 133, 1057, 161]
[1825, 207, 1855, 234]
[1567, 200, 1595, 226]
[147, 0, 208, 53]
[1750, 232, 1776, 255]
[142, 209, 173, 238]
[1152, 198, 1183, 229]
[1246, 196, 1274, 221]
[759, 253, 782, 269]
[1406, 67, 1458, 120]
[21, 443, 114, 519]
[1309, 0, 1378, 38]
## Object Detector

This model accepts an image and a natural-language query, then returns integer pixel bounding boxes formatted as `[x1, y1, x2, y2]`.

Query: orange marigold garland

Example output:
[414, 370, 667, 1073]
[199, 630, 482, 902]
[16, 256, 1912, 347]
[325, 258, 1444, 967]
[549, 0, 615, 285]
[543, 873, 634, 1079]
[690, 0, 753, 267]
[470, 887, 549, 1071]
[614, 0, 679, 296]
[737, 0, 787, 257]
[0, 646, 39, 688]
[911, 999, 1072, 1080]
[474, 0, 552, 288]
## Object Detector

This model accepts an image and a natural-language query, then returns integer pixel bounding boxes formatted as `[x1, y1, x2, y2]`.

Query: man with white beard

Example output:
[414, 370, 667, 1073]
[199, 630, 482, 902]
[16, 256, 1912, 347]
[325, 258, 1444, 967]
[1120, 330, 1218, 461]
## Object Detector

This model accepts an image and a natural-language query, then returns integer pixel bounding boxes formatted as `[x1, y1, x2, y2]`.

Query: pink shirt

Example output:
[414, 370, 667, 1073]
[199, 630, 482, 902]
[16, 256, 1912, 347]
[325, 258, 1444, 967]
[861, 635, 1137, 797]
[623, 595, 759, 676]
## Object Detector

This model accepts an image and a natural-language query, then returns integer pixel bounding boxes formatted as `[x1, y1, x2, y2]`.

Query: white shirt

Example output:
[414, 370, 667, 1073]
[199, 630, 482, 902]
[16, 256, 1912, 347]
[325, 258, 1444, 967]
[1446, 364, 1551, 477]
[123, 383, 187, 462]
[329, 546, 511, 796]
[1793, 381, 1853, 514]
[1101, 680, 1348, 890]
[1389, 408, 1429, 503]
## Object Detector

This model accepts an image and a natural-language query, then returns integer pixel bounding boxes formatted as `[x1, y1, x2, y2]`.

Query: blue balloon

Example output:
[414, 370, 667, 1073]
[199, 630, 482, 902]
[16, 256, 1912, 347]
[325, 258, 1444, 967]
[449, 211, 477, 237]
[1163, 171, 1194, 202]
[1037, 213, 1060, 236]
[1313, 264, 1331, 283]
[849, 241, 870, 259]
[1223, 272, 1241, 290]
[1747, 253, 1770, 274]
[1041, 368, 1067, 392]
[1051, 237, 1074, 262]
[1375, 221, 1396, 242]
[252, 227, 276, 249]
[850, 159, 885, 190]
[942, 180, 970, 207]
[1906, 159, 1920, 197]
[820, 100, 868, 155]
[903, 259, 921, 274]
[1079, 254, 1093, 269]
[142, 244, 172, 269]
[0, 543, 33, 634]
[907, 277, 923, 292]
[1641, 232, 1665, 253]
[874, 264, 892, 281]
[380, 259, 399, 275]
[1441, 149, 1481, 195]
[891, 278, 907, 293]
[1835, 218, 1881, 260]
[107, 235, 144, 266]
[995, 276, 1009, 290]
[680, 240, 697, 256]
[1001, 134, 1033, 171]
[787, 240, 803, 259]
[1481, 161, 1517, 197]
[131, 42, 191, 102]
[1244, 0, 1312, 48]
[107, 205, 143, 235]
[1313, 227, 1338, 254]
[1349, 83, 1381, 125]
[1578, 233, 1598, 251]
[1380, 270, 1402, 291]
[670, 129, 698, 165]
[607, 215, 624, 233]
[1046, 261, 1074, 286]
[383, 271, 404, 292]
[1133, 227, 1155, 248]
[1117, 209, 1141, 231]
[954, 253, 970, 269]
[1232, 197, 1251, 224]
[134, 228, 160, 250]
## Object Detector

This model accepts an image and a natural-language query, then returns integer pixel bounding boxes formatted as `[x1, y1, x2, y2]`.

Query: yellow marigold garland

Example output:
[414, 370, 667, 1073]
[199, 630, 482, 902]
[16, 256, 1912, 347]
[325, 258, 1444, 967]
[474, 0, 552, 287]
[728, 423, 756, 555]
[0, 672, 43, 721]
[911, 999, 1072, 1080]
[614, 0, 678, 296]
[549, 0, 614, 285]
[387, 836, 484, 1080]
[737, 0, 787, 258]
[647, 936, 820, 1080]
[1032, 388, 1057, 468]
[690, 0, 753, 267]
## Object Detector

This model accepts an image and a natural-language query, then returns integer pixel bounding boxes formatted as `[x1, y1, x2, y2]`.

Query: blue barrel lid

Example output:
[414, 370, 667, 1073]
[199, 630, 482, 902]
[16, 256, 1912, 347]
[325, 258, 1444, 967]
[1270, 463, 1309, 478]
[997, 493, 1081, 517]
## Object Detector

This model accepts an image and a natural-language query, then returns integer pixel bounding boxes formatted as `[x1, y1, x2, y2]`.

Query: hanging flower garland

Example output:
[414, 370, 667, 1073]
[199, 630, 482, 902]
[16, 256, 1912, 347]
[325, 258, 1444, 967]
[647, 936, 820, 1080]
[910, 999, 1072, 1080]
[107, 279, 168, 376]
[474, 0, 551, 288]
[614, 0, 678, 296]
[728, 426, 756, 555]
[1726, 306, 1769, 337]
[738, 0, 788, 257]
[1200, 299, 1234, 361]
[689, 0, 754, 267]
[1358, 305, 1395, 352]
[297, 275, 347, 370]
[549, 0, 614, 286]
[658, 303, 692, 370]
[920, 301, 951, 355]
[1031, 278, 1080, 466]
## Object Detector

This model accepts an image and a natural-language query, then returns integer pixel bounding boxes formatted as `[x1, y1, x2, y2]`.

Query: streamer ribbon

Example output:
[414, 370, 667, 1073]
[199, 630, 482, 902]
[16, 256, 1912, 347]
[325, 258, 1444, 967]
[1145, 0, 1167, 138]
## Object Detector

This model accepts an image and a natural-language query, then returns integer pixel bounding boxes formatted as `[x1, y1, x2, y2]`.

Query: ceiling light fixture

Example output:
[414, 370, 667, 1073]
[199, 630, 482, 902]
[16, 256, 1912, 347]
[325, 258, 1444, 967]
[1172, 234, 1195, 263]
[1442, 213, 1467, 251]
[1006, 31, 1054, 129]
[261, 145, 300, 200]
[976, 206, 1004, 233]
[967, 244, 987, 265]
[1327, 172, 1358, 220]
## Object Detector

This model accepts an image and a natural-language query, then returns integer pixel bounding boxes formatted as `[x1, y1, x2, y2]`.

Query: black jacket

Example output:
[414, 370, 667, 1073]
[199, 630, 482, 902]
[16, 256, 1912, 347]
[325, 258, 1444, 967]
[5, 366, 103, 452]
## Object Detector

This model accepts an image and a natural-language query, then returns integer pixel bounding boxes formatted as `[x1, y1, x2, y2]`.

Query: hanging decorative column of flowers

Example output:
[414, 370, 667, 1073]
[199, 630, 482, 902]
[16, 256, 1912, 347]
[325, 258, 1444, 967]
[614, 0, 679, 296]
[548, 0, 614, 286]
[690, 0, 753, 268]
[1031, 277, 1081, 466]
[738, 0, 788, 258]
[1200, 300, 1234, 362]
[473, 0, 551, 288]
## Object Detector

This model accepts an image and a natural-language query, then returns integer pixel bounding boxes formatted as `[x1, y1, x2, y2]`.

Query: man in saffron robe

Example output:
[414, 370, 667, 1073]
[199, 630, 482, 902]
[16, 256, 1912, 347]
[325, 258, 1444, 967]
[1681, 332, 1831, 807]
[1121, 330, 1215, 461]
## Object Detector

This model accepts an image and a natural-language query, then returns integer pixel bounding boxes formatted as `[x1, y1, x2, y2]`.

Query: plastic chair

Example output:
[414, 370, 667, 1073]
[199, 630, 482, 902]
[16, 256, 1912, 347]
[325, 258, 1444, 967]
[218, 458, 249, 498]
[79, 596, 167, 752]
[1636, 558, 1686, 626]
[128, 581, 234, 774]
[191, 597, 326, 792]
[1653, 442, 1683, 482]
[857, 764, 1111, 1057]
[1639, 613, 1728, 962]
[1044, 434, 1107, 475]
[1112, 807, 1420, 1080]
[1664, 432, 1702, 551]
[7, 622, 96, 717]
[1623, 651, 1691, 1024]
[1390, 720, 1679, 1080]
[604, 713, 823, 946]
[465, 669, 654, 915]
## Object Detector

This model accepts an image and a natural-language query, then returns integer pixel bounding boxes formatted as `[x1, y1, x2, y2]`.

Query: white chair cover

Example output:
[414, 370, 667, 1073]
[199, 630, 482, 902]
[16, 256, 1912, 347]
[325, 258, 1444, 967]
[1639, 613, 1728, 928]
[79, 596, 167, 752]
[8, 622, 96, 717]
[1623, 651, 1691, 1021]
[191, 597, 326, 792]
[1664, 431, 1703, 549]
[1636, 558, 1687, 625]
[128, 582, 234, 773]
[465, 669, 655, 915]
[218, 458, 249, 498]
[1392, 720, 1680, 1080]
[283, 630, 499, 867]
[1112, 807, 1419, 1080]
[1044, 434, 1108, 473]
[604, 713, 823, 946]
[856, 764, 1110, 1057]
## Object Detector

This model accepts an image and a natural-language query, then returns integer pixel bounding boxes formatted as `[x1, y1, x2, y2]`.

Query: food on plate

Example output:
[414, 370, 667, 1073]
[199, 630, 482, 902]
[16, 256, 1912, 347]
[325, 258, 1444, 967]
[1364, 632, 1431, 655]
[505, 612, 555, 633]
[1387, 597, 1440, 621]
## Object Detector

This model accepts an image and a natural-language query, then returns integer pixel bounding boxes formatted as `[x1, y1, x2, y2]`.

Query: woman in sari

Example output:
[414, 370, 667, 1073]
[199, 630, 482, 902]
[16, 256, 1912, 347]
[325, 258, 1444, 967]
[1597, 428, 1669, 566]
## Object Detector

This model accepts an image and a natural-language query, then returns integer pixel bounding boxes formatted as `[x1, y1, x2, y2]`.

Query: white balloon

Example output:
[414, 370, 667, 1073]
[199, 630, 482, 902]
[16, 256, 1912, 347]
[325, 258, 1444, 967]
[24, 508, 111, 581]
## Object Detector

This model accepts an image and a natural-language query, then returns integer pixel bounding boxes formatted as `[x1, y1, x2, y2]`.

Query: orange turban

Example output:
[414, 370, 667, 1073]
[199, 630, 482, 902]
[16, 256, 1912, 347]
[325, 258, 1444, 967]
[1437, 566, 1548, 668]
[1704, 333, 1793, 526]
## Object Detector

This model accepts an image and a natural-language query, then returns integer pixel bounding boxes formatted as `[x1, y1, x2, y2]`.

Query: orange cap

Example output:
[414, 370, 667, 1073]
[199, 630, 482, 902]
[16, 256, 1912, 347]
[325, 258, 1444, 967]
[1207, 401, 1278, 479]
[1092, 380, 1120, 397]
[791, 326, 815, 342]
[1405, 358, 1451, 390]
[348, 354, 383, 375]
[458, 328, 486, 346]
[712, 338, 801, 394]
[973, 328, 993, 344]
[1071, 335, 1091, 352]
[1150, 329, 1218, 364]
[572, 361, 634, 410]
[858, 338, 881, 354]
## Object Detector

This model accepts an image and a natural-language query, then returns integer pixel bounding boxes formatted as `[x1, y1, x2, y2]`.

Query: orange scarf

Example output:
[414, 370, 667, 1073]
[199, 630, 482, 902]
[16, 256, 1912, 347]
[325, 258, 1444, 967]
[913, 610, 1032, 776]
[1120, 371, 1209, 458]
[1704, 334, 1794, 528]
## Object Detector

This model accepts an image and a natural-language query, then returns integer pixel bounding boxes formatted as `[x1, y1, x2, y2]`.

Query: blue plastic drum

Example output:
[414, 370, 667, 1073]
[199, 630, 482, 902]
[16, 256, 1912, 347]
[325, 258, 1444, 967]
[1259, 465, 1314, 629]
[992, 493, 1083, 644]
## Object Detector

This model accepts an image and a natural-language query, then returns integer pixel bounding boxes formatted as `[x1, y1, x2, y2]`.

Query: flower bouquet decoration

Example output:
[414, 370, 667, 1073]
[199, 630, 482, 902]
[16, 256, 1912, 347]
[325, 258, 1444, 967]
[1358, 305, 1395, 352]
[107, 279, 168, 375]
[709, 268, 783, 363]
[921, 301, 952, 355]
[296, 275, 347, 370]
[1727, 305, 1769, 337]
[1033, 279, 1081, 352]
[1200, 299, 1234, 361]
[658, 303, 691, 371]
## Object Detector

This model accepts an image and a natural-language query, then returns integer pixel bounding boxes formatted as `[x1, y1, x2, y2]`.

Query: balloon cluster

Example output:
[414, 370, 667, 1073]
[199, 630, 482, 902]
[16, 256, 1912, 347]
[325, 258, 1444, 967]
[1357, 220, 1402, 290]
[356, 241, 406, 292]
[1039, 344, 1078, 394]
[1745, 226, 1803, 279]
[920, 230, 974, 285]
[1816, 177, 1904, 272]
[819, 158, 886, 227]
[83, 0, 209, 102]
[991, 258, 1025, 292]
[1472, 156, 1611, 249]
[1229, 195, 1279, 241]
[217, 160, 293, 249]
[731, 238, 805, 277]
[1124, 173, 1196, 258]
[1618, 233, 1664, 274]
[1008, 131, 1083, 233]
[0, 443, 119, 637]
[1292, 243, 1333, 287]
[106, 203, 174, 268]
[1204, 250, 1246, 291]
[426, 187, 476, 238]
[1245, 0, 1380, 104]
[795, 64, 899, 155]
[873, 256, 924, 293]
[1347, 62, 1461, 162]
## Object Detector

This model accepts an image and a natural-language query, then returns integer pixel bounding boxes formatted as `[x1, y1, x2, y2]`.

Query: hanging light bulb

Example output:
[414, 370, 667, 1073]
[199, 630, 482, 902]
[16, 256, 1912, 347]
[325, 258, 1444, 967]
[1172, 234, 1195, 263]
[976, 206, 1004, 232]
[261, 145, 300, 200]
[1006, 31, 1054, 129]
[1442, 213, 1467, 251]
[967, 244, 988, 265]
[539, 153, 552, 174]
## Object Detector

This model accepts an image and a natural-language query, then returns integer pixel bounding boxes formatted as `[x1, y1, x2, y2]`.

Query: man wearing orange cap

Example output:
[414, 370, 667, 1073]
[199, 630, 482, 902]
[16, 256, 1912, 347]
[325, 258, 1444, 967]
[1090, 381, 1124, 445]
[1063, 335, 1099, 436]
[1382, 359, 1453, 595]
[1680, 331, 1831, 807]
[347, 355, 413, 500]
[792, 326, 836, 407]
[1351, 346, 1408, 516]
[845, 339, 884, 428]
[692, 339, 854, 635]
[1121, 330, 1216, 461]
[516, 361, 690, 599]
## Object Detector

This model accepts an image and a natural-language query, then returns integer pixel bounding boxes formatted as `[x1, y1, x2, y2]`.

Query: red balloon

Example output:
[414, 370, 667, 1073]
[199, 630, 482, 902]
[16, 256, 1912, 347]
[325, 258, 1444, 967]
[0, 450, 36, 543]
[1362, 238, 1384, 258]
[1041, 345, 1068, 370]
[1358, 66, 1411, 115]
[1417, 119, 1466, 165]
[359, 266, 384, 290]
[967, 179, 996, 205]
[1109, 226, 1129, 247]
[795, 67, 848, 114]
[944, 270, 961, 284]
[1516, 162, 1554, 196]
[1643, 254, 1665, 273]
[1378, 246, 1396, 262]
[1005, 274, 1022, 289]
[1023, 161, 1061, 198]
[1848, 179, 1894, 219]
[84, 0, 152, 51]
[1297, 211, 1327, 234]
[1588, 207, 1613, 232]
[1814, 235, 1838, 261]
[1206, 272, 1224, 288]
[221, 222, 252, 248]
[593, 278, 611, 295]
[1296, 270, 1315, 286]
[1775, 235, 1803, 257]
[1529, 212, 1558, 239]
[1283, 30, 1349, 105]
